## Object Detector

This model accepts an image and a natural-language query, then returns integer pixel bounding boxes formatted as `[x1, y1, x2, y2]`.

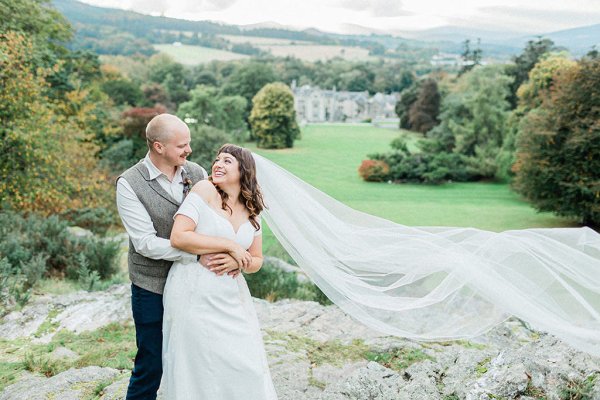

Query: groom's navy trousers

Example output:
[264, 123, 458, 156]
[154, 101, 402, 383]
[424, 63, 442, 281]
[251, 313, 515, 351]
[127, 283, 164, 400]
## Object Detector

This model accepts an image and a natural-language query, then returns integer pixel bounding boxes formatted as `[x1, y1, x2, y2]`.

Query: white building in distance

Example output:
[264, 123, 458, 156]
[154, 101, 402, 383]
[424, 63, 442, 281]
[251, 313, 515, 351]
[292, 82, 399, 123]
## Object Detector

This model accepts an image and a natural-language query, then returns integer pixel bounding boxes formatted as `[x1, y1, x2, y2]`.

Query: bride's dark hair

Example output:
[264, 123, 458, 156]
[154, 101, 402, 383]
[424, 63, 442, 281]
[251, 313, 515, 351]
[209, 144, 266, 231]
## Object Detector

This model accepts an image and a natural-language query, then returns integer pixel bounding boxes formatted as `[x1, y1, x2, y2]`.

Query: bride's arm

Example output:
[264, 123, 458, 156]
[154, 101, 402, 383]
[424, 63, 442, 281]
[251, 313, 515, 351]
[242, 234, 263, 274]
[170, 180, 252, 268]
[170, 214, 237, 255]
[207, 232, 263, 275]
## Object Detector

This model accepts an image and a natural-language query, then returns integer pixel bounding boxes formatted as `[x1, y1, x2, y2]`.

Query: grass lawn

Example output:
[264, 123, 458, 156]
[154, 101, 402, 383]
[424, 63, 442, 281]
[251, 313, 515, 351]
[153, 44, 248, 65]
[246, 124, 577, 257]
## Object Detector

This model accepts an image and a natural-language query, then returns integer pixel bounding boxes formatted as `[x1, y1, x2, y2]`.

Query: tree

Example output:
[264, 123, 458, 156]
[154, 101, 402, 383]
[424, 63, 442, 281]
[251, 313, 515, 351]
[429, 65, 512, 159]
[395, 81, 421, 129]
[0, 0, 72, 52]
[221, 62, 278, 128]
[101, 78, 142, 106]
[407, 78, 440, 133]
[505, 37, 558, 108]
[177, 85, 247, 133]
[249, 83, 300, 149]
[459, 39, 482, 76]
[188, 125, 231, 170]
[146, 54, 191, 107]
[0, 32, 112, 215]
[514, 59, 600, 226]
[496, 53, 576, 180]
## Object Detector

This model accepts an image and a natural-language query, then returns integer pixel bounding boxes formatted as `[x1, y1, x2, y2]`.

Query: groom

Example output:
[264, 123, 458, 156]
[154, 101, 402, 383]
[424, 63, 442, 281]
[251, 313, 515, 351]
[116, 114, 233, 399]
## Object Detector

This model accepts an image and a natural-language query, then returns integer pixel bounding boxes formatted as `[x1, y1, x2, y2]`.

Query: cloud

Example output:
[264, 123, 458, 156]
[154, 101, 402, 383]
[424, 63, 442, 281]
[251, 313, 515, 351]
[339, 0, 412, 18]
[126, 0, 237, 14]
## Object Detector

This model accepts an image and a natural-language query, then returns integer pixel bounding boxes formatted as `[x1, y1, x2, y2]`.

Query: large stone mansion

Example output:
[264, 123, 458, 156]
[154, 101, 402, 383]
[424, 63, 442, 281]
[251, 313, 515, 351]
[291, 81, 399, 123]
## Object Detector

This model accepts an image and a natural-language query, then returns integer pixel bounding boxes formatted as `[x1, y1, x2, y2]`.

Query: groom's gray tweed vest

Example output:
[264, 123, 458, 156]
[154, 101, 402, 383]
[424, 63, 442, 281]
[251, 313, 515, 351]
[118, 160, 206, 294]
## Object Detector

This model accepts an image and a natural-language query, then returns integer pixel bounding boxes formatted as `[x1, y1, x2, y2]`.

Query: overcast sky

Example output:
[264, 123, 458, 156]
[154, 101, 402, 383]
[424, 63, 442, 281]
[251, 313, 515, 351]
[80, 0, 600, 35]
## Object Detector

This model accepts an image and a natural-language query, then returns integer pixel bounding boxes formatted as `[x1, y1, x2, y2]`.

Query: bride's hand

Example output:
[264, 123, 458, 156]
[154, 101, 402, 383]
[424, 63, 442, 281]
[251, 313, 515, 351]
[229, 244, 252, 270]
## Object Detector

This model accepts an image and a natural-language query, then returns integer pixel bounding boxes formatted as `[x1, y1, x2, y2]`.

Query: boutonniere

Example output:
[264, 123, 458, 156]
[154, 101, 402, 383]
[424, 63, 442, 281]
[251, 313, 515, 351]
[183, 177, 193, 198]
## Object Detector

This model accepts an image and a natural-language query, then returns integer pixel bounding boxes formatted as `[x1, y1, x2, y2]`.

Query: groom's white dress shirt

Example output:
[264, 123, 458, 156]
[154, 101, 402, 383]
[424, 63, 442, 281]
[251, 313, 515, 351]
[116, 153, 206, 263]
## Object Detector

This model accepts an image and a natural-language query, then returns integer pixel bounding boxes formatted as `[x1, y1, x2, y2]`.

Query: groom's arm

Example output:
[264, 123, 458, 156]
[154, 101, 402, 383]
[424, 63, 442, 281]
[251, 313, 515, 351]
[116, 178, 196, 262]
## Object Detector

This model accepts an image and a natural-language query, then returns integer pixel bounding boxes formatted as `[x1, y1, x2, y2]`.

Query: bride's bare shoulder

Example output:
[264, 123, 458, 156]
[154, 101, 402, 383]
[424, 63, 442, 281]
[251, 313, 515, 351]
[190, 180, 220, 203]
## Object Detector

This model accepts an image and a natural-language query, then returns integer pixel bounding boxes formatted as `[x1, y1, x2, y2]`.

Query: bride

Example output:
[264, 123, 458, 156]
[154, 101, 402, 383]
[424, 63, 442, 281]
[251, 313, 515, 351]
[163, 142, 600, 398]
[162, 144, 277, 399]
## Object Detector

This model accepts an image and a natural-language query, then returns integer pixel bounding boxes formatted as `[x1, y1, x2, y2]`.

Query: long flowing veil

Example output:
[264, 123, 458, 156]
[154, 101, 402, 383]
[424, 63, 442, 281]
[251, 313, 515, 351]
[253, 153, 600, 356]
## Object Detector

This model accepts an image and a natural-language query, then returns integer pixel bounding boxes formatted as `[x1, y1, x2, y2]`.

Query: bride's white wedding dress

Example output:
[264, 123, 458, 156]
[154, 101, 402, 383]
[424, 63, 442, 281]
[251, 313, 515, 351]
[162, 192, 277, 399]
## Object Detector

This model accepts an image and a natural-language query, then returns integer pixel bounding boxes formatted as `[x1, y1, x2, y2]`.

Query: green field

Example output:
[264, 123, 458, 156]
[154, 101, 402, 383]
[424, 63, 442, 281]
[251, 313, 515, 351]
[153, 44, 248, 65]
[220, 34, 312, 46]
[248, 124, 576, 257]
[256, 44, 374, 62]
[155, 41, 373, 64]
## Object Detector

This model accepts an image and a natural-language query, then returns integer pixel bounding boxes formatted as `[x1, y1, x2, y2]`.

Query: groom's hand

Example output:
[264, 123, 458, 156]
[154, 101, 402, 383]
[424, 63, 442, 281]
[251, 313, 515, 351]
[203, 253, 241, 277]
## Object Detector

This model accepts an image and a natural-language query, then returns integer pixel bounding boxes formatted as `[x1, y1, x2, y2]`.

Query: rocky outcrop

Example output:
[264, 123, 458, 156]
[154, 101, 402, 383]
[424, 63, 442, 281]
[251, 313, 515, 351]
[1, 284, 599, 399]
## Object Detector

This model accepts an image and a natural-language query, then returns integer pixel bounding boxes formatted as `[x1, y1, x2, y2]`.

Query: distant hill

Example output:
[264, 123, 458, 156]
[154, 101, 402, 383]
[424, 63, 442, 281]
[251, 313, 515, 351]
[509, 24, 600, 55]
[51, 0, 598, 60]
[403, 24, 598, 56]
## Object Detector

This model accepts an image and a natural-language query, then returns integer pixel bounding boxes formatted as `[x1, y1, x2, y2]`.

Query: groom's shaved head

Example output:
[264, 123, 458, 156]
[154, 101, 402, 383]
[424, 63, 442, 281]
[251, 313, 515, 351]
[146, 114, 189, 150]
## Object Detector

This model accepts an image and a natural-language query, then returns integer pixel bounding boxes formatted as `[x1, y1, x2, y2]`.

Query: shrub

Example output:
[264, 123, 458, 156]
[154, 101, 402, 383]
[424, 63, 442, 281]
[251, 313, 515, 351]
[358, 160, 390, 182]
[66, 236, 121, 280]
[0, 211, 121, 310]
[245, 262, 330, 305]
[60, 207, 116, 236]
[100, 139, 139, 175]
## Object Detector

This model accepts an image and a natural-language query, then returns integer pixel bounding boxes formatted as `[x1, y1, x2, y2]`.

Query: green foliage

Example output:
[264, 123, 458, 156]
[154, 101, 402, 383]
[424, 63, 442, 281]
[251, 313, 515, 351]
[0, 211, 121, 312]
[514, 59, 600, 226]
[101, 78, 142, 106]
[475, 356, 491, 375]
[459, 38, 482, 76]
[100, 139, 138, 175]
[408, 78, 441, 133]
[365, 347, 434, 371]
[244, 262, 330, 305]
[516, 53, 576, 111]
[559, 373, 598, 400]
[69, 236, 121, 281]
[145, 54, 191, 107]
[70, 27, 156, 56]
[188, 125, 232, 170]
[0, 322, 135, 391]
[443, 395, 460, 400]
[371, 66, 513, 184]
[177, 85, 247, 134]
[0, 0, 72, 52]
[395, 81, 421, 129]
[0, 258, 32, 311]
[429, 65, 512, 158]
[496, 54, 576, 180]
[506, 37, 558, 108]
[101, 105, 167, 172]
[75, 254, 101, 291]
[221, 61, 278, 129]
[230, 42, 263, 56]
[59, 207, 116, 236]
[249, 82, 300, 149]
[266, 331, 368, 367]
[22, 352, 67, 377]
[0, 30, 116, 216]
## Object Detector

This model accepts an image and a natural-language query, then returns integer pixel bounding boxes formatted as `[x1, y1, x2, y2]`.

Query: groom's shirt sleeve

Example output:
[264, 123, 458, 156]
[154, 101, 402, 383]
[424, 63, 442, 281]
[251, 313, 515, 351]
[116, 178, 196, 263]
